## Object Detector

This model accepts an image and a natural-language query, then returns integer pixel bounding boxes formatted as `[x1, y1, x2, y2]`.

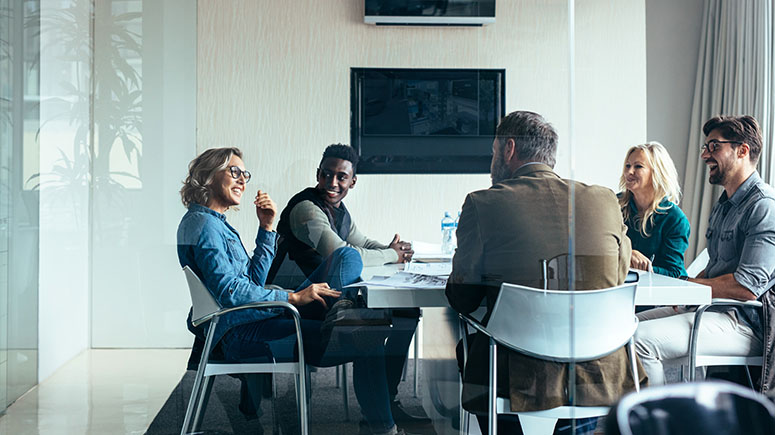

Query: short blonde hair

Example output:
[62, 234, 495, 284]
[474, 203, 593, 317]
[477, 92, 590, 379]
[618, 142, 681, 236]
[180, 147, 242, 208]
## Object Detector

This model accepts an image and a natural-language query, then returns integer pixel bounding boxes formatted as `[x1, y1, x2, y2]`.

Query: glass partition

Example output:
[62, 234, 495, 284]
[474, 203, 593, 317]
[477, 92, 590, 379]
[0, 0, 40, 411]
[89, 0, 196, 349]
[0, 0, 663, 432]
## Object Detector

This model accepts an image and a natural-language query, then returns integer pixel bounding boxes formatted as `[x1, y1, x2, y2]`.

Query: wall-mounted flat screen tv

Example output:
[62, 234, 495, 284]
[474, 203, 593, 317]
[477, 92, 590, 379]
[351, 68, 505, 174]
[364, 0, 496, 26]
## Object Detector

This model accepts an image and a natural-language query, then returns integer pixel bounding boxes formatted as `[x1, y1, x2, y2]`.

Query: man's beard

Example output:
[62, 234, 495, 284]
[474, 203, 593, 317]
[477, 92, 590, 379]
[708, 165, 725, 185]
[490, 153, 512, 185]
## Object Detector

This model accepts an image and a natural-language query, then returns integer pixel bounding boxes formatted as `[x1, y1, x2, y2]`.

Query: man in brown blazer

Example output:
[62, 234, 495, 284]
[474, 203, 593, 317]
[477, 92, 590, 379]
[446, 110, 645, 434]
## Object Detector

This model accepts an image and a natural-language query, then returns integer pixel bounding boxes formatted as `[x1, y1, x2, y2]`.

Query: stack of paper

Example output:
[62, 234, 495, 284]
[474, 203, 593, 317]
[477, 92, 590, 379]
[410, 241, 452, 263]
[357, 272, 448, 289]
[404, 262, 452, 276]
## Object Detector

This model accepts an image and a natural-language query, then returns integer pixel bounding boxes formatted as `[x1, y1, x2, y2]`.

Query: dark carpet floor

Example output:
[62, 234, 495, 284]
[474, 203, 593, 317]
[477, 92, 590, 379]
[146, 361, 430, 435]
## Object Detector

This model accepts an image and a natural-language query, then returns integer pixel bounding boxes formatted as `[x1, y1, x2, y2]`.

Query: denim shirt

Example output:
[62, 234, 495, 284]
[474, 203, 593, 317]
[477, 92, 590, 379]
[177, 204, 288, 346]
[705, 171, 775, 336]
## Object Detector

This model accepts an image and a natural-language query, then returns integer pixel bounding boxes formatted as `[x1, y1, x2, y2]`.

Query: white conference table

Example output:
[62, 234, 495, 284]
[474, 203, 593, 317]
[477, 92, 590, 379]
[359, 264, 711, 435]
[361, 265, 711, 308]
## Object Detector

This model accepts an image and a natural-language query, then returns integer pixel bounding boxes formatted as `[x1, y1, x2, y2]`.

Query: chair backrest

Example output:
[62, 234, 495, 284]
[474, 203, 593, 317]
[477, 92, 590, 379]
[485, 282, 638, 361]
[542, 253, 627, 291]
[183, 266, 222, 325]
[606, 381, 775, 435]
[686, 248, 709, 278]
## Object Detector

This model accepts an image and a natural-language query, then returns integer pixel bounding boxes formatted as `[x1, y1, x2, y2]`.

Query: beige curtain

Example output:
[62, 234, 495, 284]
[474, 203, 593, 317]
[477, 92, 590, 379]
[683, 0, 774, 261]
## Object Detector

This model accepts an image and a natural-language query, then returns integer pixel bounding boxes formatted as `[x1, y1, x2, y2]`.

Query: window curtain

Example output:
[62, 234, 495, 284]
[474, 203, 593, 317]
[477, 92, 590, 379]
[682, 0, 775, 261]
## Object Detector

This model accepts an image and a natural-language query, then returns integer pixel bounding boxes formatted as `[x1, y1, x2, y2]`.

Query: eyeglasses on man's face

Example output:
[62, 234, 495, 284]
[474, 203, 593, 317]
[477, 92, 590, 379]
[228, 166, 251, 183]
[700, 140, 742, 154]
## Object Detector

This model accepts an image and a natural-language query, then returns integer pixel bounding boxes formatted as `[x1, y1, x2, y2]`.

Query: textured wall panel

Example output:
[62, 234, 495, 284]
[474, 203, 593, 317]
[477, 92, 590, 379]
[198, 0, 646, 247]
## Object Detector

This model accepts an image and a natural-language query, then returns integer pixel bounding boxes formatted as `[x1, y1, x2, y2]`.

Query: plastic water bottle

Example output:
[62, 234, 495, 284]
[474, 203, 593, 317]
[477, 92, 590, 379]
[441, 212, 455, 254]
[452, 211, 460, 250]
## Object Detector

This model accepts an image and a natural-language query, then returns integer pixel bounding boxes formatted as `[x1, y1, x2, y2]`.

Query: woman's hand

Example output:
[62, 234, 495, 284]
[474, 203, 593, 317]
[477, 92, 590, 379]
[630, 249, 653, 272]
[254, 190, 277, 231]
[288, 283, 342, 308]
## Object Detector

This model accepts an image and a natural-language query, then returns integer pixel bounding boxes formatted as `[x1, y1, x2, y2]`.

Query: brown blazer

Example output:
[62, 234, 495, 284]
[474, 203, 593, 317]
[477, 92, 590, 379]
[446, 163, 646, 413]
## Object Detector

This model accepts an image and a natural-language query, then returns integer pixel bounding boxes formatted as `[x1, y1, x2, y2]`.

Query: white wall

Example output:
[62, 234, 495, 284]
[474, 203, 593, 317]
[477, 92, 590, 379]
[198, 0, 647, 251]
[83, 0, 647, 349]
[37, 0, 91, 382]
[646, 0, 704, 186]
[90, 0, 197, 348]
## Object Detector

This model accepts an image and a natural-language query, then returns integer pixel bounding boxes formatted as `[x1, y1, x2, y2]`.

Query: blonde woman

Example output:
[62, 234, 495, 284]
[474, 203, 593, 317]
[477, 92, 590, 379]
[619, 142, 690, 277]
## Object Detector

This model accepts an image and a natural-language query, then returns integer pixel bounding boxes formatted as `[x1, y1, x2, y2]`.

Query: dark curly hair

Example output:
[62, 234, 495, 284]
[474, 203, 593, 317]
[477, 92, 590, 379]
[320, 143, 359, 175]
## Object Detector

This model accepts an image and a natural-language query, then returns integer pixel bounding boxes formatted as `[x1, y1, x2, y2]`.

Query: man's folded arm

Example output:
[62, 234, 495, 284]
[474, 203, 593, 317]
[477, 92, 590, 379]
[289, 200, 397, 265]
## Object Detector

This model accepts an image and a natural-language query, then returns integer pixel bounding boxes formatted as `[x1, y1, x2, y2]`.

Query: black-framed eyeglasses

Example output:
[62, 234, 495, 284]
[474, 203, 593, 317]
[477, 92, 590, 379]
[701, 140, 741, 154]
[228, 166, 251, 183]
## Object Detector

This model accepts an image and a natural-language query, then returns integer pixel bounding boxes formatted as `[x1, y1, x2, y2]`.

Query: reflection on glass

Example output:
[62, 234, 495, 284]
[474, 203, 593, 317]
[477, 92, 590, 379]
[95, 0, 142, 190]
[0, 0, 10, 411]
[2, 0, 40, 409]
[90, 0, 196, 351]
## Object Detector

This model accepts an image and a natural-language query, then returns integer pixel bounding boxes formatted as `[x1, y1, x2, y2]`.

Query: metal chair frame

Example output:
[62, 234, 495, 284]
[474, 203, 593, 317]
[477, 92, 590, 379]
[181, 266, 309, 435]
[459, 280, 640, 435]
[687, 298, 764, 387]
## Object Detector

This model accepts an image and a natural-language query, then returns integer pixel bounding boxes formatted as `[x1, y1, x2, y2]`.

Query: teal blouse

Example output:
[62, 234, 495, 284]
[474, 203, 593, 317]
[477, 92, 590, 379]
[621, 196, 690, 278]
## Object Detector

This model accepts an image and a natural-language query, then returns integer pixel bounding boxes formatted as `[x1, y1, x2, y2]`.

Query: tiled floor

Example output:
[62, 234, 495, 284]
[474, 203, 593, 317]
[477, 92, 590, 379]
[0, 349, 189, 435]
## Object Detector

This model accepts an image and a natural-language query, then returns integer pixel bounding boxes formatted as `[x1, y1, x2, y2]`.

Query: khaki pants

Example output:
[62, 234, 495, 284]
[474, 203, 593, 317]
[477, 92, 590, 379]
[634, 306, 761, 385]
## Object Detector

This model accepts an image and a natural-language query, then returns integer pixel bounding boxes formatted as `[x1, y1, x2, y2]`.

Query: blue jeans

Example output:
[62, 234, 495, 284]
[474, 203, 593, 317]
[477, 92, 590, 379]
[220, 247, 397, 433]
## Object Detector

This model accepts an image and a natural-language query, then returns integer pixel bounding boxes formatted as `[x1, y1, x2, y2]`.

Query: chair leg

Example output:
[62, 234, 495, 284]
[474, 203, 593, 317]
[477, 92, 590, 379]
[413, 333, 419, 398]
[342, 363, 350, 421]
[462, 410, 470, 435]
[628, 339, 640, 393]
[298, 367, 310, 435]
[488, 338, 497, 435]
[181, 366, 208, 434]
[745, 365, 756, 389]
[191, 375, 214, 432]
[271, 374, 280, 435]
[182, 316, 219, 435]
[336, 364, 340, 387]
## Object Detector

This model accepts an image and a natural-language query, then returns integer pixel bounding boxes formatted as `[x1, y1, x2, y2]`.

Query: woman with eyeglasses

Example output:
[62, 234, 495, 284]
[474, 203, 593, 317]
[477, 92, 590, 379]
[177, 148, 405, 434]
[618, 142, 690, 278]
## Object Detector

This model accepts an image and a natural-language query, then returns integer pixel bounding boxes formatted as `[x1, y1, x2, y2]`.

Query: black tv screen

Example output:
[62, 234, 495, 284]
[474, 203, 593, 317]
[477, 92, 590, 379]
[351, 68, 505, 174]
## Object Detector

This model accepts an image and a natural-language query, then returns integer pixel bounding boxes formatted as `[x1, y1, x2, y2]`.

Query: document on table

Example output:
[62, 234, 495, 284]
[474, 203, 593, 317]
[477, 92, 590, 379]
[410, 240, 452, 263]
[404, 261, 452, 276]
[352, 272, 449, 289]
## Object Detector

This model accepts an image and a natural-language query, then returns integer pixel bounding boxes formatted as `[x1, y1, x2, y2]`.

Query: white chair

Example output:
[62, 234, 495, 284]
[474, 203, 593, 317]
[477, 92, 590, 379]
[180, 266, 309, 435]
[686, 248, 709, 278]
[687, 298, 764, 387]
[683, 247, 764, 387]
[460, 281, 640, 435]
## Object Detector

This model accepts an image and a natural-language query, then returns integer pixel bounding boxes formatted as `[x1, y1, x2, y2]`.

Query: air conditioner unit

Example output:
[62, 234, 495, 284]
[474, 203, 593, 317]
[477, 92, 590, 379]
[364, 0, 495, 27]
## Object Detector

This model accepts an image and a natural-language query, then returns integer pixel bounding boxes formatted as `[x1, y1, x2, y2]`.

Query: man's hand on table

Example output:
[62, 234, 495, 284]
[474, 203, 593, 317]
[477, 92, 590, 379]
[389, 233, 414, 263]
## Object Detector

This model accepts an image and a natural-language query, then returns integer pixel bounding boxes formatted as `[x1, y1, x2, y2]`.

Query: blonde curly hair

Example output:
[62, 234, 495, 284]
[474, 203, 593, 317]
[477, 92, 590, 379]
[180, 147, 242, 208]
